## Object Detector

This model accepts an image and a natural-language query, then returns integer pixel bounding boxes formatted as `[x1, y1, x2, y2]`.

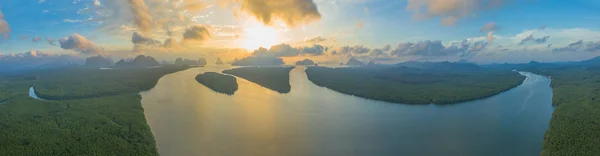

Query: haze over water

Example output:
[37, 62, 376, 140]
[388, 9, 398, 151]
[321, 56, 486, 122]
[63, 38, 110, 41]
[141, 66, 553, 156]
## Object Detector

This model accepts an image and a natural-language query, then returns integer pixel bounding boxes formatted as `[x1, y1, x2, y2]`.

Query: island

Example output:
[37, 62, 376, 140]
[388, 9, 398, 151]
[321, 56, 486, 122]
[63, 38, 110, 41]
[84, 55, 113, 67]
[345, 57, 365, 66]
[0, 64, 189, 155]
[116, 55, 160, 68]
[223, 67, 293, 93]
[305, 63, 525, 104]
[295, 59, 315, 66]
[195, 72, 238, 95]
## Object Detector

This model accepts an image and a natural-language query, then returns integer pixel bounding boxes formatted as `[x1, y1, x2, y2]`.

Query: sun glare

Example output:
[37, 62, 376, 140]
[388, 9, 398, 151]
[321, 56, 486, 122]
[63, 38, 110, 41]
[242, 23, 279, 51]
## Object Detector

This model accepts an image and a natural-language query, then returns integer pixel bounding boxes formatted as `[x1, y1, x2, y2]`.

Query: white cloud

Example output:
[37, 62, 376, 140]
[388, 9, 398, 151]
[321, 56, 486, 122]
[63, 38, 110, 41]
[59, 34, 104, 55]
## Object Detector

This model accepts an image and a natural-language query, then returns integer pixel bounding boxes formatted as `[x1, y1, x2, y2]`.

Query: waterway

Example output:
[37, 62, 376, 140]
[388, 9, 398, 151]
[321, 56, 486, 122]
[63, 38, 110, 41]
[140, 66, 553, 156]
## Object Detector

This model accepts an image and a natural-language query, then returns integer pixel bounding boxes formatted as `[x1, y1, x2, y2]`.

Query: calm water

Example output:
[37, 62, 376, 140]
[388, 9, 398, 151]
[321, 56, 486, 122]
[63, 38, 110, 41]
[140, 66, 553, 156]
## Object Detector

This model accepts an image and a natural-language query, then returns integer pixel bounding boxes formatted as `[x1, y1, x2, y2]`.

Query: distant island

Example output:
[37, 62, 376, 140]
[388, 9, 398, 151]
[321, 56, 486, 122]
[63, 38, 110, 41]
[195, 72, 238, 95]
[175, 57, 206, 66]
[345, 57, 365, 66]
[295, 59, 315, 66]
[116, 55, 160, 68]
[85, 55, 113, 67]
[223, 67, 293, 93]
[231, 56, 284, 66]
[306, 62, 525, 104]
[215, 57, 224, 65]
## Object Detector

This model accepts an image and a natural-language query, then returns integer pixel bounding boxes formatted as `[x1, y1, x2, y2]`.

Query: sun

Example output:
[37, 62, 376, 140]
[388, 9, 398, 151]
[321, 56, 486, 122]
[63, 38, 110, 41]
[241, 23, 279, 51]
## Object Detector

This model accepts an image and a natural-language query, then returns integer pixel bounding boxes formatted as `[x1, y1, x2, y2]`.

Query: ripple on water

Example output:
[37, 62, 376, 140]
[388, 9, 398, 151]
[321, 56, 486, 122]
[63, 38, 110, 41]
[141, 67, 554, 156]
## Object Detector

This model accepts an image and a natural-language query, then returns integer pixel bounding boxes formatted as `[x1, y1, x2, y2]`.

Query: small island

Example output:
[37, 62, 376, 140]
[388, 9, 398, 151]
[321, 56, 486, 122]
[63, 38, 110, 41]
[195, 72, 238, 95]
[223, 67, 293, 93]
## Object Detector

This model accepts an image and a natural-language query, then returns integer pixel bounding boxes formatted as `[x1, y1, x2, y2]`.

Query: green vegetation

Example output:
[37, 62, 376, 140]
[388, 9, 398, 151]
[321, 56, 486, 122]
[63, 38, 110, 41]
[0, 65, 189, 155]
[223, 67, 293, 93]
[33, 65, 188, 100]
[195, 72, 238, 95]
[525, 66, 600, 155]
[306, 66, 525, 104]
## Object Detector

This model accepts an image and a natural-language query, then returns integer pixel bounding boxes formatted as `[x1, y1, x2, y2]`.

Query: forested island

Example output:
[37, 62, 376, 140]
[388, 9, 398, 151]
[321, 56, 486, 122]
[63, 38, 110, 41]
[0, 65, 189, 155]
[223, 67, 293, 93]
[524, 66, 600, 155]
[195, 72, 238, 95]
[305, 65, 525, 104]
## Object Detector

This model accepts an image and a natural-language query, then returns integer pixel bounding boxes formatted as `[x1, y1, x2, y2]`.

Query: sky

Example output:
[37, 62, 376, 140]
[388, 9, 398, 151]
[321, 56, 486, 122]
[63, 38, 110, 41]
[0, 0, 600, 64]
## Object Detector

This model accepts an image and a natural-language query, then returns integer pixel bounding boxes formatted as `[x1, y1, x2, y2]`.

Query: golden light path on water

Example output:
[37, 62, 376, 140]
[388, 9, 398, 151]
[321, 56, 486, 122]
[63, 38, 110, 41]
[140, 66, 553, 156]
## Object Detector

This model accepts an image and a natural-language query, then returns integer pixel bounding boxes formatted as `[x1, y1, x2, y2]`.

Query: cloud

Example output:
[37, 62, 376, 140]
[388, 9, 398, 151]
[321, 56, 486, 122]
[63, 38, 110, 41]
[330, 45, 371, 56]
[480, 22, 499, 32]
[232, 0, 321, 27]
[519, 34, 550, 45]
[32, 36, 43, 43]
[387, 39, 490, 59]
[512, 28, 600, 46]
[305, 36, 326, 43]
[251, 43, 328, 57]
[585, 41, 600, 52]
[0, 10, 10, 39]
[162, 37, 181, 49]
[406, 0, 509, 25]
[24, 50, 54, 57]
[46, 37, 56, 45]
[132, 32, 160, 45]
[368, 48, 391, 59]
[552, 40, 584, 52]
[183, 25, 211, 42]
[126, 0, 153, 33]
[487, 31, 495, 43]
[90, 0, 206, 36]
[356, 22, 364, 28]
[391, 40, 447, 56]
[253, 44, 299, 57]
[480, 22, 499, 42]
[59, 34, 104, 55]
[300, 44, 325, 55]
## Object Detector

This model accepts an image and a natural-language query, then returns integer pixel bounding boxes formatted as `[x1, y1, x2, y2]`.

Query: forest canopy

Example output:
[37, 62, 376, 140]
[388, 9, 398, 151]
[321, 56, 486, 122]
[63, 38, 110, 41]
[195, 72, 238, 95]
[223, 67, 293, 93]
[305, 65, 525, 104]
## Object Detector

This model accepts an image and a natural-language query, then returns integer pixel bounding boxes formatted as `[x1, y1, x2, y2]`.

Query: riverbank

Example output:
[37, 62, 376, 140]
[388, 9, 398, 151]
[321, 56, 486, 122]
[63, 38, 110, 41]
[528, 67, 600, 155]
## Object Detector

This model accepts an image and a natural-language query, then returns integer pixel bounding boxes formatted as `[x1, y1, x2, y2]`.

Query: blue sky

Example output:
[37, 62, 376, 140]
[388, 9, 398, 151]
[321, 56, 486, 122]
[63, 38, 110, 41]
[0, 0, 600, 63]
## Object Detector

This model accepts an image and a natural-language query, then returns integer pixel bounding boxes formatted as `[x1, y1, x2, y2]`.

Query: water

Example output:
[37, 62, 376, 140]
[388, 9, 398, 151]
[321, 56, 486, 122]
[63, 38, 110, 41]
[29, 86, 45, 100]
[140, 66, 554, 156]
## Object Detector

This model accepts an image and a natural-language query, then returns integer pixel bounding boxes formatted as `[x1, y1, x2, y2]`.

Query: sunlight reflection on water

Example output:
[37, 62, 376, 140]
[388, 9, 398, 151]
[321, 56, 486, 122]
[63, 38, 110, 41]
[141, 66, 553, 156]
